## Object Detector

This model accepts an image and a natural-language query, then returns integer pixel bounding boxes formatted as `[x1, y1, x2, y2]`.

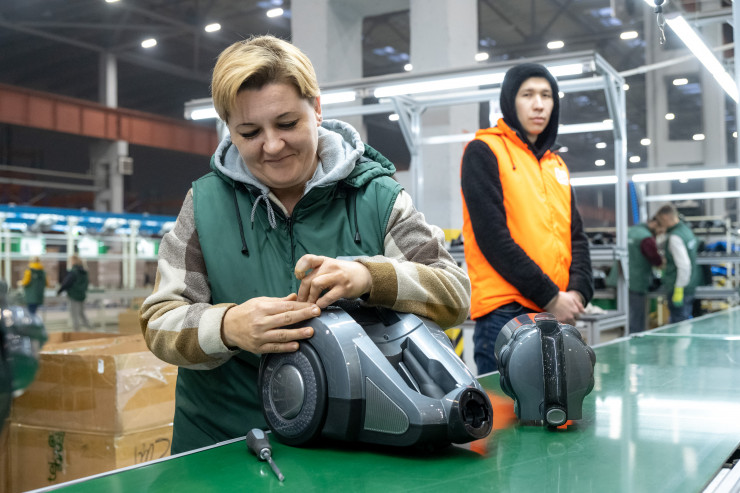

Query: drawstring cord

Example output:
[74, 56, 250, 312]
[251, 190, 277, 230]
[232, 186, 249, 256]
[353, 192, 362, 244]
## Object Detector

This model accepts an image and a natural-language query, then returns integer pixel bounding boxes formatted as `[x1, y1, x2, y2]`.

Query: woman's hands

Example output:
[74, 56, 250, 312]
[221, 293, 319, 354]
[221, 255, 372, 354]
[294, 254, 372, 308]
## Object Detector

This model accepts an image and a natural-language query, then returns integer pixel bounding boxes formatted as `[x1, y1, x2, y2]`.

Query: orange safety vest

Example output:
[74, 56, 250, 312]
[461, 119, 573, 319]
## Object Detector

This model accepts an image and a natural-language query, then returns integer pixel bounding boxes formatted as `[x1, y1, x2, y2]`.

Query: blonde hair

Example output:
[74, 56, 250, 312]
[211, 35, 320, 123]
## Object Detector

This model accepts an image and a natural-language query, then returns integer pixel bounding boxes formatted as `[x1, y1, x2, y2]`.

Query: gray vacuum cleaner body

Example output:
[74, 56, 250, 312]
[259, 302, 493, 447]
[495, 313, 595, 427]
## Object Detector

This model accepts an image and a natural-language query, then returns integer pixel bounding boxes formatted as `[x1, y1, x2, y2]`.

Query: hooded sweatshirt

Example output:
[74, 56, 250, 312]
[461, 64, 592, 317]
[140, 119, 471, 452]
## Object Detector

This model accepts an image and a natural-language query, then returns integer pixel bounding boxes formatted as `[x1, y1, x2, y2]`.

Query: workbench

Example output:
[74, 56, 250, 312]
[31, 308, 740, 493]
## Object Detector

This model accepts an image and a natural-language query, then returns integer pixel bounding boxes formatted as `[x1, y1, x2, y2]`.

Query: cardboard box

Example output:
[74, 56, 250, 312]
[11, 335, 177, 434]
[1, 421, 9, 493]
[117, 309, 142, 335]
[45, 331, 119, 345]
[8, 421, 172, 493]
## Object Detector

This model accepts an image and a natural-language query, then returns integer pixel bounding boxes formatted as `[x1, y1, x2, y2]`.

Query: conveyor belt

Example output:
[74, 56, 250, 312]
[33, 308, 740, 493]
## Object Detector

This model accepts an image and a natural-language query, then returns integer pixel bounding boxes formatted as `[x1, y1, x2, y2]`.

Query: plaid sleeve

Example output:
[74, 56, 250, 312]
[357, 190, 471, 329]
[139, 189, 239, 369]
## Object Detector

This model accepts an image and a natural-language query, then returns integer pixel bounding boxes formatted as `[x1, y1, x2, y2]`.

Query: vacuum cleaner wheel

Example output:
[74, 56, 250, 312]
[261, 343, 328, 446]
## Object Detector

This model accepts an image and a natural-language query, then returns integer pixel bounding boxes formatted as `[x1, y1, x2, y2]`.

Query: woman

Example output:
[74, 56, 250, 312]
[140, 35, 470, 453]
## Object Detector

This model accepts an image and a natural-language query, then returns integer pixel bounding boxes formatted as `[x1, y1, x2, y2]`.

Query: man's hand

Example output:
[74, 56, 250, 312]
[544, 290, 585, 325]
[672, 286, 684, 307]
[221, 293, 319, 354]
[294, 254, 372, 308]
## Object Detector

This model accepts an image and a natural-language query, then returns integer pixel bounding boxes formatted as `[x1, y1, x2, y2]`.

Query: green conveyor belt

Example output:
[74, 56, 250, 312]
[35, 308, 740, 493]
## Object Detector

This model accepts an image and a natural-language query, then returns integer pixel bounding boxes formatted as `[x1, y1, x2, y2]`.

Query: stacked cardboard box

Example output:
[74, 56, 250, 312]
[7, 334, 177, 492]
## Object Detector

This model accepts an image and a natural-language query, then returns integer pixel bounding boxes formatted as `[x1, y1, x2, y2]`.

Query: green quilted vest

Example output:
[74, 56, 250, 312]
[23, 268, 46, 306]
[662, 221, 699, 294]
[627, 224, 654, 294]
[171, 144, 401, 453]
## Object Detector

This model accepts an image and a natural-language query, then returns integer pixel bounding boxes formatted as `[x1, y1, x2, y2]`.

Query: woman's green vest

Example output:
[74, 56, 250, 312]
[627, 224, 654, 294]
[663, 221, 699, 294]
[172, 146, 401, 453]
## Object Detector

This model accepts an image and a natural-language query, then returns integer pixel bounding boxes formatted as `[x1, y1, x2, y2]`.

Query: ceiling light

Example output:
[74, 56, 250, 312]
[679, 178, 689, 184]
[595, 159, 606, 166]
[629, 156, 641, 163]
[673, 78, 688, 86]
[547, 40, 564, 50]
[665, 113, 675, 120]
[320, 90, 356, 105]
[693, 133, 705, 141]
[734, 131, 738, 139]
[105, 0, 120, 3]
[641, 138, 651, 146]
[475, 52, 489, 62]
[632, 167, 740, 183]
[559, 146, 569, 153]
[190, 108, 219, 120]
[645, 191, 740, 202]
[570, 175, 618, 187]
[620, 31, 638, 40]
[404, 63, 413, 72]
[623, 84, 630, 91]
[559, 91, 565, 98]
[205, 23, 221, 33]
[374, 73, 505, 98]
[665, 14, 739, 102]
[141, 38, 157, 48]
[371, 63, 583, 98]
[595, 142, 607, 149]
[266, 8, 284, 17]
[388, 113, 400, 121]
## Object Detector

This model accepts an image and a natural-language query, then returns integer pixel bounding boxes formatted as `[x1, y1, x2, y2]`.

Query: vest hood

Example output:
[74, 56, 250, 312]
[500, 63, 560, 157]
[210, 119, 372, 194]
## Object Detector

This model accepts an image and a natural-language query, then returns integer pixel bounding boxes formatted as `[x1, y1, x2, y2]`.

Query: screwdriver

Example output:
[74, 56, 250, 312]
[246, 428, 285, 482]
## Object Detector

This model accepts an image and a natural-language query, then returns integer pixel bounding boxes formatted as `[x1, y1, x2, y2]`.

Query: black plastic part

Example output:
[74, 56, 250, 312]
[259, 343, 328, 446]
[537, 315, 568, 426]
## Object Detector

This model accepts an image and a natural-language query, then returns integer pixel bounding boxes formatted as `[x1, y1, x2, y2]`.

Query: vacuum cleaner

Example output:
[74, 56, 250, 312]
[495, 312, 595, 427]
[258, 301, 493, 447]
[0, 283, 47, 425]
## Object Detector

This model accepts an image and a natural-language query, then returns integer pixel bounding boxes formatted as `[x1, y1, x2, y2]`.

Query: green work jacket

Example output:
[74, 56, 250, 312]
[66, 266, 89, 302]
[627, 224, 654, 294]
[172, 144, 401, 453]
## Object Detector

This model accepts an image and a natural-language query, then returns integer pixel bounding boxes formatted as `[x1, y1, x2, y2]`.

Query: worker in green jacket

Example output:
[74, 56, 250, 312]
[19, 256, 48, 315]
[57, 255, 91, 331]
[627, 218, 664, 333]
[139, 35, 471, 453]
[655, 203, 700, 323]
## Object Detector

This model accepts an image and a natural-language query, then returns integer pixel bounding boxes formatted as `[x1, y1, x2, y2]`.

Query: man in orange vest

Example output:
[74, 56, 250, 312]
[461, 63, 593, 374]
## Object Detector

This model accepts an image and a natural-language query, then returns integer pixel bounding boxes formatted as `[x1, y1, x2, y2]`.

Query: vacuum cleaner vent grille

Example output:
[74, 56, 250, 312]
[364, 378, 409, 434]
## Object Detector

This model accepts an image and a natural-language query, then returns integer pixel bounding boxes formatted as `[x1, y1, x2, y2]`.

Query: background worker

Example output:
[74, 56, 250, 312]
[655, 203, 700, 323]
[57, 255, 92, 331]
[19, 256, 49, 315]
[461, 63, 593, 374]
[627, 217, 664, 333]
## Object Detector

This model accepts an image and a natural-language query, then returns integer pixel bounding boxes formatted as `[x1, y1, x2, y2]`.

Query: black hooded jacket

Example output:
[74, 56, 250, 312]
[460, 63, 593, 310]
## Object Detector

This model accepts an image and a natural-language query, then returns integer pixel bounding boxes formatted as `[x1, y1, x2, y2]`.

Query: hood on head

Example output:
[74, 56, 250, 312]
[210, 119, 367, 195]
[500, 63, 560, 153]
